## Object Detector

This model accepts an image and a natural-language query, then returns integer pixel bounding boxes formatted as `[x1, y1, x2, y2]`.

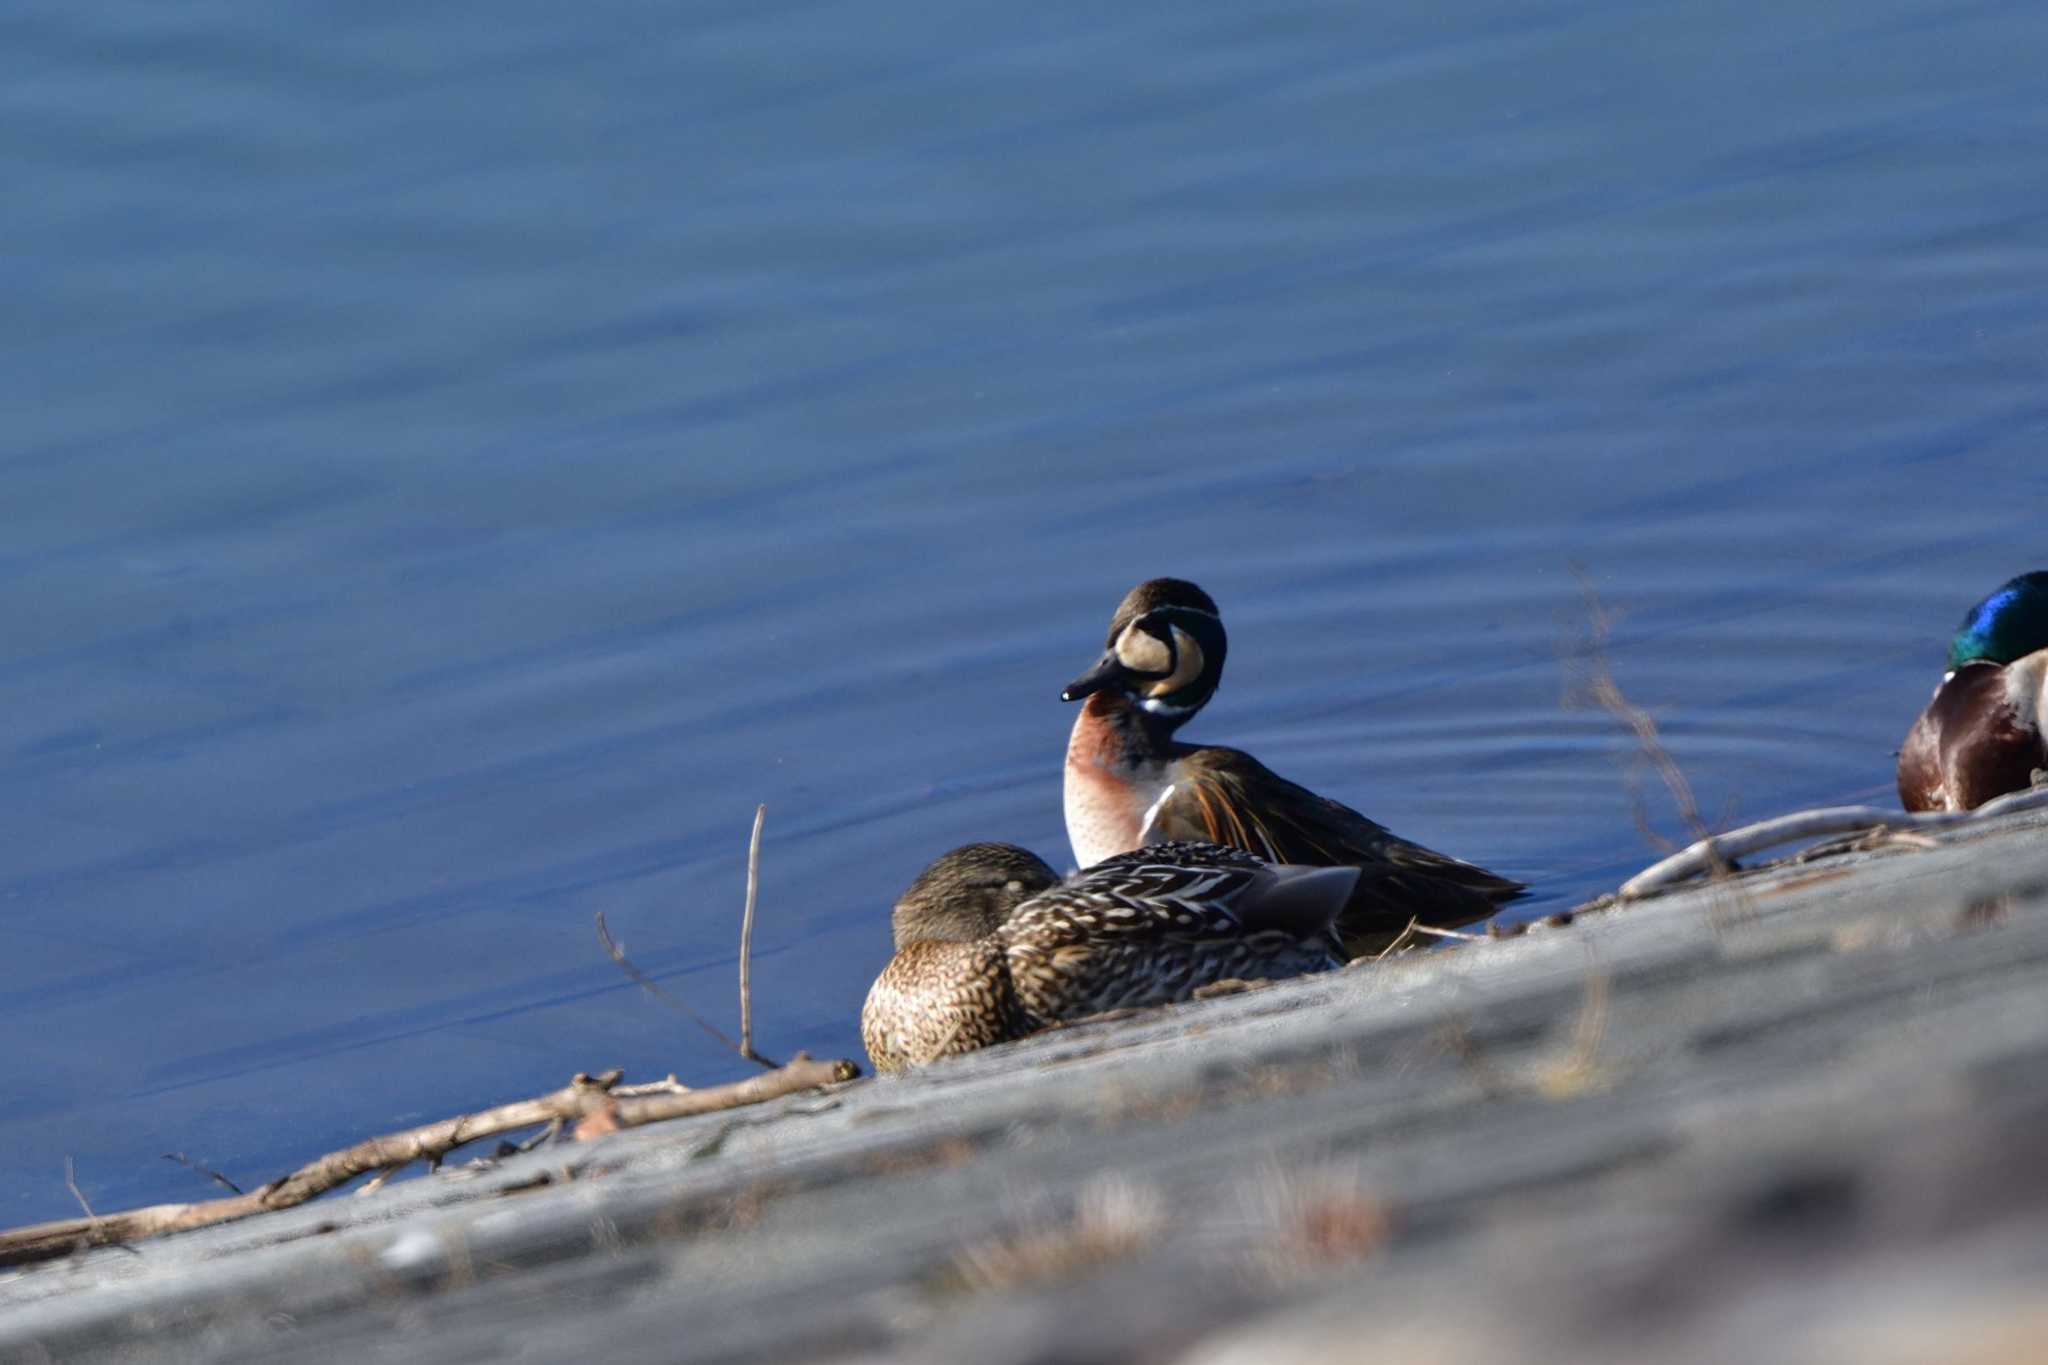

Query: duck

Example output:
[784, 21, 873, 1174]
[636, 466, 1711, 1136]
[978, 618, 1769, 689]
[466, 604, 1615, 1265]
[1898, 570, 2048, 813]
[860, 840, 1359, 1073]
[1060, 577, 1522, 957]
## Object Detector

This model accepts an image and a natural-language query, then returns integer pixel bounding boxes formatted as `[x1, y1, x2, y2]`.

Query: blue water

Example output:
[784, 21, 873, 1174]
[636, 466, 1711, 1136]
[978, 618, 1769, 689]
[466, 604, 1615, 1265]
[4, 0, 2046, 1226]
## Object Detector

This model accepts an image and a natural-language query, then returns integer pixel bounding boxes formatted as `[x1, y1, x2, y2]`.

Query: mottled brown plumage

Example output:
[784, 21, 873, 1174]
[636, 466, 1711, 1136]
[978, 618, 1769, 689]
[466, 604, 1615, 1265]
[860, 841, 1357, 1073]
[861, 936, 1031, 1075]
[888, 842, 1060, 949]
[1062, 578, 1522, 957]
[861, 843, 1056, 1073]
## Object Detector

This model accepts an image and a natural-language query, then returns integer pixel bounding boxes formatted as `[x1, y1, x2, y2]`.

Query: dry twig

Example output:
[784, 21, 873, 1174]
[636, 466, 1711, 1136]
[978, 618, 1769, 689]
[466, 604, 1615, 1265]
[1619, 785, 2048, 897]
[1568, 570, 1762, 934]
[1373, 917, 1420, 960]
[64, 1158, 97, 1227]
[0, 1057, 855, 1268]
[739, 803, 771, 1066]
[594, 804, 782, 1070]
[1572, 574, 2048, 900]
[0, 801, 860, 1270]
[1569, 569, 1720, 861]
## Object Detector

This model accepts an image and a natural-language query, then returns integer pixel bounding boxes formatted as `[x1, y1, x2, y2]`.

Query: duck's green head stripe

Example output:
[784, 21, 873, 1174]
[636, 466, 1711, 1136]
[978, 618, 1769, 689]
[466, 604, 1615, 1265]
[1950, 570, 2048, 669]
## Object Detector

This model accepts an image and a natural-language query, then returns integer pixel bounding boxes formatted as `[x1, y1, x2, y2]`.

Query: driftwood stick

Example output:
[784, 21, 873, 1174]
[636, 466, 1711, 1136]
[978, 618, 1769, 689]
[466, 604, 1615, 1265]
[1618, 785, 2048, 898]
[0, 1057, 856, 1269]
[599, 1053, 850, 1130]
[738, 804, 775, 1067]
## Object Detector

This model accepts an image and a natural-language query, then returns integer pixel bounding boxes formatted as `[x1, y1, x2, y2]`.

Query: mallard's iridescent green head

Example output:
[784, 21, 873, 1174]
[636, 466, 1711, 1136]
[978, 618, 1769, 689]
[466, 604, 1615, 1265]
[890, 843, 1059, 950]
[1949, 571, 2048, 670]
[1060, 578, 1228, 721]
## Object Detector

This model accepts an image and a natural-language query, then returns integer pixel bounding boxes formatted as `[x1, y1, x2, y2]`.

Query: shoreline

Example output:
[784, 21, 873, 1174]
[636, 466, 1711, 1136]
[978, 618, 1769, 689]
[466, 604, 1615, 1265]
[7, 806, 2048, 1362]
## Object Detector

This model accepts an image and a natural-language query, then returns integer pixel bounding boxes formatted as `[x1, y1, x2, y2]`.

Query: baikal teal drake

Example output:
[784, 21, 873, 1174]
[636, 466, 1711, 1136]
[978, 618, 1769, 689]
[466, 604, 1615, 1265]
[1899, 570, 2048, 813]
[1061, 578, 1521, 958]
[860, 841, 1359, 1074]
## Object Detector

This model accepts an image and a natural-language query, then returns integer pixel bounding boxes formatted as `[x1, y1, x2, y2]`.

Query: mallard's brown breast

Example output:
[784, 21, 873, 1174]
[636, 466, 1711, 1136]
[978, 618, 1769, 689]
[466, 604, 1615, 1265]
[1063, 694, 1174, 867]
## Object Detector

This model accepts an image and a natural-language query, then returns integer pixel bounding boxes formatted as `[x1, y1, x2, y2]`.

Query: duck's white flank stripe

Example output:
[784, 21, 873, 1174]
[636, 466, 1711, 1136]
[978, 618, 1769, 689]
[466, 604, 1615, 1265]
[1137, 784, 1177, 843]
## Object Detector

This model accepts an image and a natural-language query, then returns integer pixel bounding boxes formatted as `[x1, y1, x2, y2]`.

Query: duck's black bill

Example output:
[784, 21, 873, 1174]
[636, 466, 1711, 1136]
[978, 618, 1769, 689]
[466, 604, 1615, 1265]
[1061, 653, 1122, 702]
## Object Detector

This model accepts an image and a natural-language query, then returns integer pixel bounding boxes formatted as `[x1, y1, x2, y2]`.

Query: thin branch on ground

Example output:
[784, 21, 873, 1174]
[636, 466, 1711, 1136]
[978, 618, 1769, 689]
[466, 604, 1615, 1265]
[571, 1053, 846, 1139]
[64, 1158, 97, 1226]
[354, 1167, 403, 1198]
[1567, 569, 1763, 933]
[62, 1159, 137, 1260]
[0, 802, 860, 1270]
[739, 803, 774, 1067]
[514, 1118, 565, 1152]
[0, 1057, 857, 1269]
[1370, 918, 1421, 962]
[1619, 785, 2048, 897]
[1570, 575, 2048, 900]
[594, 803, 781, 1071]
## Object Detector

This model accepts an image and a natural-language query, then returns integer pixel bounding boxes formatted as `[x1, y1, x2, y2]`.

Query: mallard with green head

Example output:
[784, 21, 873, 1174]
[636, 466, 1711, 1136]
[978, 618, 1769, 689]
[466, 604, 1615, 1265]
[859, 840, 1358, 1073]
[1898, 570, 2048, 813]
[1060, 577, 1522, 957]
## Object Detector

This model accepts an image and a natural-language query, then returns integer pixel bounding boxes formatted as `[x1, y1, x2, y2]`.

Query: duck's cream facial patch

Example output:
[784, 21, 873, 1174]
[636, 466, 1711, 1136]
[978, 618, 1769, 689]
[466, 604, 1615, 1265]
[1116, 623, 1172, 675]
[1144, 627, 1204, 699]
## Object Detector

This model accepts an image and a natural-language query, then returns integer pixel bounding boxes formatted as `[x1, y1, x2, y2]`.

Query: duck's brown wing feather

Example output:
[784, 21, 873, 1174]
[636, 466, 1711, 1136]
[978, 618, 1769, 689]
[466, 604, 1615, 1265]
[1148, 747, 1523, 957]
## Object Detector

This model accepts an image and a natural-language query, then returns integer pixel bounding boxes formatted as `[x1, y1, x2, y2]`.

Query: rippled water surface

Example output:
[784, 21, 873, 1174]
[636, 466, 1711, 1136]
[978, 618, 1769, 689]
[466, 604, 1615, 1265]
[4, 0, 2046, 1223]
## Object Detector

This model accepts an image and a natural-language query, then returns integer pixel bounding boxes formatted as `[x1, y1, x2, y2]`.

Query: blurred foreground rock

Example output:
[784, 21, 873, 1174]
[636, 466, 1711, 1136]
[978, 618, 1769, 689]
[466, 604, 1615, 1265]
[7, 811, 2048, 1364]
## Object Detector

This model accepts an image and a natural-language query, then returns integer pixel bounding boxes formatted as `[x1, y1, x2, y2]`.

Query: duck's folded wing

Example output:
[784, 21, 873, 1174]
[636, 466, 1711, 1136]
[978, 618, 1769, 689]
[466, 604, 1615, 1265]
[1146, 747, 1522, 955]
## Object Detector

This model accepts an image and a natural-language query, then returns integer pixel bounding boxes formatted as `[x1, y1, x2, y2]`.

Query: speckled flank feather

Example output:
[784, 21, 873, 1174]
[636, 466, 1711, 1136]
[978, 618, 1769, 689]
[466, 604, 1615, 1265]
[860, 937, 1027, 1074]
[1003, 843, 1350, 1024]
